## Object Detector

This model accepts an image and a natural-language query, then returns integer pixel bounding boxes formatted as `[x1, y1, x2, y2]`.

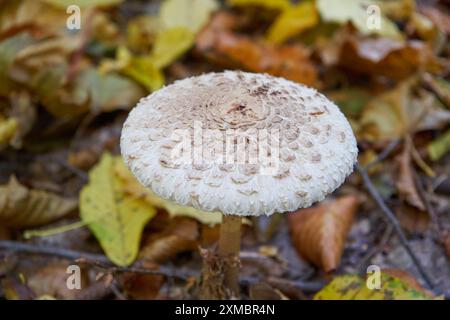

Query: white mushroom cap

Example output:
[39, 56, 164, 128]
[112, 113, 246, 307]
[121, 71, 358, 216]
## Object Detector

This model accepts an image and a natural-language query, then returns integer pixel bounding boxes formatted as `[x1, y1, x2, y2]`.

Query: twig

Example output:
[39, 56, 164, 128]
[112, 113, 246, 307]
[357, 165, 435, 289]
[0, 240, 194, 280]
[366, 139, 401, 169]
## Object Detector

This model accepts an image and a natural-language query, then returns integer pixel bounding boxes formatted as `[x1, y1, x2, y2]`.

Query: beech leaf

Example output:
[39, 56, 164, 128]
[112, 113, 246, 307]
[288, 195, 359, 272]
[267, 2, 319, 44]
[160, 0, 219, 34]
[80, 153, 156, 266]
[0, 176, 77, 229]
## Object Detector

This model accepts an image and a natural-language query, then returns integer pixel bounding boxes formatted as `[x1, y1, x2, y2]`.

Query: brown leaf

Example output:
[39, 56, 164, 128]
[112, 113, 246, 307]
[396, 139, 426, 211]
[338, 36, 442, 80]
[396, 204, 429, 234]
[196, 11, 318, 87]
[122, 263, 165, 300]
[288, 195, 359, 272]
[139, 218, 199, 264]
[0, 176, 77, 228]
[27, 262, 87, 299]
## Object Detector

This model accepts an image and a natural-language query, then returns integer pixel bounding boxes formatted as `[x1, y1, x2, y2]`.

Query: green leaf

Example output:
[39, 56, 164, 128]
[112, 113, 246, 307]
[267, 2, 319, 44]
[316, 0, 401, 39]
[80, 153, 156, 266]
[42, 0, 123, 9]
[314, 273, 435, 300]
[160, 0, 219, 34]
[428, 129, 450, 161]
[152, 27, 195, 69]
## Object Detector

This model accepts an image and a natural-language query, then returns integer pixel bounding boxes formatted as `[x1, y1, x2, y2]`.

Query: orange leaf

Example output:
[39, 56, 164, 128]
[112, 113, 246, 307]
[196, 12, 318, 87]
[288, 195, 359, 272]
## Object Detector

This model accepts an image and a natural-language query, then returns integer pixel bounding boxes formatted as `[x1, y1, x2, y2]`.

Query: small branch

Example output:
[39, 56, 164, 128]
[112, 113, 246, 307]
[366, 139, 401, 169]
[0, 240, 194, 280]
[357, 165, 435, 289]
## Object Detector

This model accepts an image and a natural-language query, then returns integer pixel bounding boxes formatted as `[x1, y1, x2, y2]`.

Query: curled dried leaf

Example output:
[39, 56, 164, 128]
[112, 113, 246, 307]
[0, 176, 77, 229]
[288, 195, 359, 272]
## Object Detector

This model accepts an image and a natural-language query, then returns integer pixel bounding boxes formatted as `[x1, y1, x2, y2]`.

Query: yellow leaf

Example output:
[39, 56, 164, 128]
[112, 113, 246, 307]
[114, 157, 222, 226]
[267, 2, 319, 44]
[228, 0, 290, 11]
[314, 273, 435, 300]
[428, 128, 450, 161]
[80, 154, 156, 266]
[0, 117, 18, 147]
[43, 0, 123, 9]
[160, 0, 219, 33]
[0, 176, 77, 229]
[316, 0, 401, 39]
[152, 27, 195, 69]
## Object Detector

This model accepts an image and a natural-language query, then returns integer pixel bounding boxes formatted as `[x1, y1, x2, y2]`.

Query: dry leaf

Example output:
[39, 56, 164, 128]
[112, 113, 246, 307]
[196, 12, 318, 87]
[339, 36, 441, 80]
[0, 176, 77, 229]
[27, 263, 88, 300]
[139, 218, 199, 264]
[396, 139, 426, 211]
[288, 195, 359, 272]
[122, 268, 164, 300]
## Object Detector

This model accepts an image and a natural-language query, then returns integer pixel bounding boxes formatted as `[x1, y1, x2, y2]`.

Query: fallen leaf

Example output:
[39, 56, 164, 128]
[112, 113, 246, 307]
[228, 0, 290, 11]
[152, 27, 195, 69]
[101, 47, 164, 93]
[139, 218, 199, 264]
[80, 153, 156, 266]
[7, 91, 36, 148]
[267, 2, 319, 44]
[160, 0, 219, 34]
[314, 272, 436, 300]
[0, 176, 77, 229]
[427, 128, 450, 161]
[196, 12, 318, 86]
[396, 139, 426, 211]
[338, 37, 441, 80]
[27, 263, 87, 299]
[360, 78, 450, 142]
[288, 195, 359, 272]
[0, 116, 18, 148]
[42, 0, 123, 9]
[0, 32, 34, 96]
[122, 268, 164, 300]
[396, 205, 429, 234]
[114, 157, 223, 225]
[317, 0, 401, 38]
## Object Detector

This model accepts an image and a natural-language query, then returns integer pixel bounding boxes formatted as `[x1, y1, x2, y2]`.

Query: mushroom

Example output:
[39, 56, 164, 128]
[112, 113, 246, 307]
[120, 71, 358, 298]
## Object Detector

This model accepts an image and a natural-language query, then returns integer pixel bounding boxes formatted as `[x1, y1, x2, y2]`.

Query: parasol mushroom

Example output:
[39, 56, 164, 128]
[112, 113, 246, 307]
[120, 71, 358, 298]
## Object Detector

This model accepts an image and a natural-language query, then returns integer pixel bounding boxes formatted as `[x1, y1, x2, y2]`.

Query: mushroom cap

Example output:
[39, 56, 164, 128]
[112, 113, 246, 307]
[121, 71, 358, 216]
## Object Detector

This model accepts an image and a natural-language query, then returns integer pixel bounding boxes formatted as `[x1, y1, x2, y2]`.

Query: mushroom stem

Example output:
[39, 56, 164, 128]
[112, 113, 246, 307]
[218, 214, 242, 296]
